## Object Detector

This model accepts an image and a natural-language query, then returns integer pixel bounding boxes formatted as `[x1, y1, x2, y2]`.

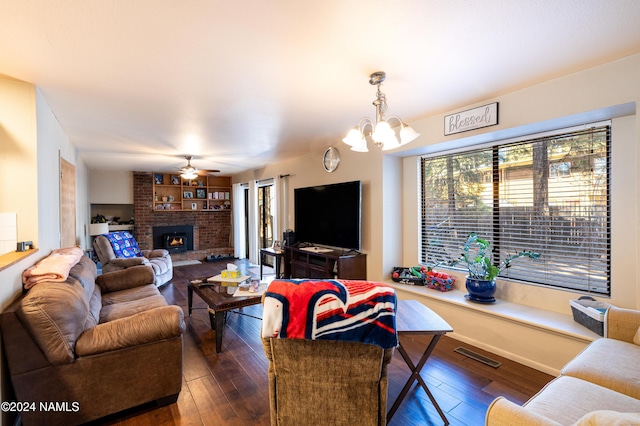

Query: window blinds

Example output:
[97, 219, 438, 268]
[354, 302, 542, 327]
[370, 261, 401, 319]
[421, 125, 611, 295]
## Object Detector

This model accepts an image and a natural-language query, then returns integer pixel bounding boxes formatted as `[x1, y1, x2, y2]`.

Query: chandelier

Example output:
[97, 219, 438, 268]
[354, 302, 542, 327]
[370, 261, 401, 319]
[342, 71, 420, 152]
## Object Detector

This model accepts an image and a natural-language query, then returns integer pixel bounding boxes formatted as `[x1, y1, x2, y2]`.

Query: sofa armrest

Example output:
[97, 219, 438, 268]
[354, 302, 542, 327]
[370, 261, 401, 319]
[485, 397, 562, 426]
[605, 306, 640, 342]
[142, 249, 169, 258]
[75, 305, 185, 357]
[96, 265, 155, 293]
[108, 257, 150, 267]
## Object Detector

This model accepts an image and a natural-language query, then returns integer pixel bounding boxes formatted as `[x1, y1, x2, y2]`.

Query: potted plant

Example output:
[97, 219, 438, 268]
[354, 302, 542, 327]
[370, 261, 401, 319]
[451, 232, 540, 303]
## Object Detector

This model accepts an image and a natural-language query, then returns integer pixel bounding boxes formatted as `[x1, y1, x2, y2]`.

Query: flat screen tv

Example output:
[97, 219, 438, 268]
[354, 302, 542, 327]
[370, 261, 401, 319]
[294, 180, 362, 251]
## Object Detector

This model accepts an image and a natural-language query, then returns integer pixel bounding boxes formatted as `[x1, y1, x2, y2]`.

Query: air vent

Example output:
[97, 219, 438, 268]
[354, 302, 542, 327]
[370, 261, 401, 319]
[454, 346, 502, 368]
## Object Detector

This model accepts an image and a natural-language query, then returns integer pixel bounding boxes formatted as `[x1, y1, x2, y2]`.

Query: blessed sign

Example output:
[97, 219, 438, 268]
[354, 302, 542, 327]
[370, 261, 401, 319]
[444, 102, 498, 136]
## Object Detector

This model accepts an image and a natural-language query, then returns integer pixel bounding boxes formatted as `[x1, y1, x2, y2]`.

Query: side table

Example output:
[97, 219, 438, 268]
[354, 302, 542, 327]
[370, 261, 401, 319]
[388, 299, 454, 425]
[260, 247, 284, 279]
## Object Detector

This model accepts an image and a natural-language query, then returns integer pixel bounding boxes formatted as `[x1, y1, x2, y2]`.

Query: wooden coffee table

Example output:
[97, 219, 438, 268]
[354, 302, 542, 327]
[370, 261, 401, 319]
[187, 275, 264, 353]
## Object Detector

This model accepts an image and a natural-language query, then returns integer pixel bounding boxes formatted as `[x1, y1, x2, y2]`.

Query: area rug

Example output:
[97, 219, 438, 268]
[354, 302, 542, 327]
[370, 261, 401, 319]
[173, 260, 202, 267]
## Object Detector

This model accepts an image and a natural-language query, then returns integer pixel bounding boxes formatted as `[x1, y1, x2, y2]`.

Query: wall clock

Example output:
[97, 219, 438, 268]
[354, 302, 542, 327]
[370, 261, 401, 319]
[323, 147, 340, 173]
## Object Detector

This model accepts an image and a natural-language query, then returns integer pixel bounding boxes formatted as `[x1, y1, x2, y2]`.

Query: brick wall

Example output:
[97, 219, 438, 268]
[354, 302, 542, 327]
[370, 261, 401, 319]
[133, 172, 233, 261]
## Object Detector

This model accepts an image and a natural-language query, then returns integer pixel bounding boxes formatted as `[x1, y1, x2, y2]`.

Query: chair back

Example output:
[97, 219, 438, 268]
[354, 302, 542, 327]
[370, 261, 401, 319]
[261, 278, 397, 425]
[93, 234, 117, 264]
[262, 337, 393, 426]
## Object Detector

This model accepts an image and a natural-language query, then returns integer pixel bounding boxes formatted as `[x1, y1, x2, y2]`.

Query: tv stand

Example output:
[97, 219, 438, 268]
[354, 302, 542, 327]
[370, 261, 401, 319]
[299, 246, 333, 253]
[284, 246, 366, 280]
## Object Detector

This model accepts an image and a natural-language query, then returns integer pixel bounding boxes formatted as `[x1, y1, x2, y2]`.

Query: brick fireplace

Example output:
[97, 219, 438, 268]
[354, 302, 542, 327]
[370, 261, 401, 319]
[133, 172, 233, 262]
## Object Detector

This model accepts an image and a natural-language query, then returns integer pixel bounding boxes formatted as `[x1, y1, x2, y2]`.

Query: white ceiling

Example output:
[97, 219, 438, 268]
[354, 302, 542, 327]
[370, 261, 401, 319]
[2, 0, 640, 174]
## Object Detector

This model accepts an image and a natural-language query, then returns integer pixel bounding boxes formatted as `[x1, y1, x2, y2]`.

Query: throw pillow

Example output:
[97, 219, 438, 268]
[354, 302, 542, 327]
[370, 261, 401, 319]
[573, 410, 640, 426]
[634, 326, 640, 345]
[105, 231, 142, 258]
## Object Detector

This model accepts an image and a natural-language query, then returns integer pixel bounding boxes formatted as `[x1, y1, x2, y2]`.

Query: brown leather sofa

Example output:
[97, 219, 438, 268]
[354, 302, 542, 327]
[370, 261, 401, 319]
[93, 233, 173, 286]
[1, 256, 185, 425]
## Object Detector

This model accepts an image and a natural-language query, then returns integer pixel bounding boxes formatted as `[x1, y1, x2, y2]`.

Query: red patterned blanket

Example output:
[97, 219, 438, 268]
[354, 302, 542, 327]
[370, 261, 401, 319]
[262, 279, 397, 349]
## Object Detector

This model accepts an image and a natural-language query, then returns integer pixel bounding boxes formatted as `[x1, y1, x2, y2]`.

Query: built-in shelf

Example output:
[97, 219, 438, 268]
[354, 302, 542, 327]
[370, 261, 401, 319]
[152, 173, 232, 212]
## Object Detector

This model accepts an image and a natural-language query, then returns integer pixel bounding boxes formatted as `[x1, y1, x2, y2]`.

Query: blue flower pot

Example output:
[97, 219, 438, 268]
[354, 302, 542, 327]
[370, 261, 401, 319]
[465, 277, 496, 303]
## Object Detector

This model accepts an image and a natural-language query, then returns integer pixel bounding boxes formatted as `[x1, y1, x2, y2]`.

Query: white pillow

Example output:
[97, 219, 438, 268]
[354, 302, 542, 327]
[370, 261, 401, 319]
[573, 410, 640, 426]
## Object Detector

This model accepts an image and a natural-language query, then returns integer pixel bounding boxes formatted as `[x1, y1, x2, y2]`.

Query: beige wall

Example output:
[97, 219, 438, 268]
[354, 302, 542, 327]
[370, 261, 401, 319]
[234, 54, 639, 373]
[89, 170, 133, 204]
[0, 77, 38, 246]
[232, 140, 401, 280]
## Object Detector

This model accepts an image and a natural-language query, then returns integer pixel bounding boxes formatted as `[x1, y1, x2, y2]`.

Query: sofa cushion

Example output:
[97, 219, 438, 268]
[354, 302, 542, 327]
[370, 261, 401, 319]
[101, 284, 160, 305]
[633, 326, 640, 345]
[523, 376, 640, 425]
[105, 231, 142, 258]
[99, 294, 168, 323]
[561, 338, 640, 399]
[77, 306, 185, 356]
[573, 410, 640, 426]
[17, 281, 92, 365]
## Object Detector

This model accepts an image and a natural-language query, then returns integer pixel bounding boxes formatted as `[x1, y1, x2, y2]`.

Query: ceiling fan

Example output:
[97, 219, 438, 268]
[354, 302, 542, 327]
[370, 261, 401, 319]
[178, 155, 220, 179]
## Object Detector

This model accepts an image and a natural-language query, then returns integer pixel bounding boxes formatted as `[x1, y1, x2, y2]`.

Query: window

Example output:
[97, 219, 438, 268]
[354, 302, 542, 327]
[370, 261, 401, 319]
[421, 124, 611, 295]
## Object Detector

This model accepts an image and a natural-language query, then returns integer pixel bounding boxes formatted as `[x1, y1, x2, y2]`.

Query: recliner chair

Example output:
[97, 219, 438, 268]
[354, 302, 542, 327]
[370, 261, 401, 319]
[93, 231, 173, 287]
[261, 278, 397, 426]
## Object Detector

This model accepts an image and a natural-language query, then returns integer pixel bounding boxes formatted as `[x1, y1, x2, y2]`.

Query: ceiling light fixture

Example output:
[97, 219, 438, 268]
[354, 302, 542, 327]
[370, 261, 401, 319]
[343, 71, 420, 152]
[180, 156, 199, 179]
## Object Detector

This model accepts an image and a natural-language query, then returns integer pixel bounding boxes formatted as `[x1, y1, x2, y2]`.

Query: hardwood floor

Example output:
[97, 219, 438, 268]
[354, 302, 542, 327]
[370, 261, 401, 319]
[99, 260, 553, 426]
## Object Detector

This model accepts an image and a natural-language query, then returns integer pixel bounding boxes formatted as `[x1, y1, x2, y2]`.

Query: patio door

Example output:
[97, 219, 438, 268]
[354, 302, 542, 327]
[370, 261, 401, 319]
[258, 182, 274, 250]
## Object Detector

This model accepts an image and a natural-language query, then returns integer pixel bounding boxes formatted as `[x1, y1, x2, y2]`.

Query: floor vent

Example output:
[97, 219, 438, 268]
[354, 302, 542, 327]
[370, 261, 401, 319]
[454, 346, 502, 368]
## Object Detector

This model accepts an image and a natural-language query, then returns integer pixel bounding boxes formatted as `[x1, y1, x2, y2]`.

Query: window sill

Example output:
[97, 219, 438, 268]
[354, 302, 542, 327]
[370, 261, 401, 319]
[0, 249, 39, 273]
[387, 281, 599, 343]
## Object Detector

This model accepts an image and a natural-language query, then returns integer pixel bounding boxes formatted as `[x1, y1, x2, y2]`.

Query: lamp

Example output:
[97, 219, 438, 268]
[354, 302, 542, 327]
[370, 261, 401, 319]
[89, 223, 109, 236]
[343, 71, 420, 152]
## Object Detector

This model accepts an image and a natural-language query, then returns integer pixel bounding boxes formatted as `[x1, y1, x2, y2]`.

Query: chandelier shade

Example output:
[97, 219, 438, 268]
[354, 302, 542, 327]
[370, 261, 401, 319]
[343, 71, 419, 152]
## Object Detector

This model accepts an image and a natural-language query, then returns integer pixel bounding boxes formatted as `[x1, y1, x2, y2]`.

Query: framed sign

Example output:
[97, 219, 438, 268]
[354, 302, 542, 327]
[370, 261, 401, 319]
[445, 102, 498, 136]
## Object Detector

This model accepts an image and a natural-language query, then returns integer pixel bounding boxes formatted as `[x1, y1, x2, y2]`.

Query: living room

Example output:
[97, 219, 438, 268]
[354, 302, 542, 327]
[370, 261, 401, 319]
[1, 2, 640, 425]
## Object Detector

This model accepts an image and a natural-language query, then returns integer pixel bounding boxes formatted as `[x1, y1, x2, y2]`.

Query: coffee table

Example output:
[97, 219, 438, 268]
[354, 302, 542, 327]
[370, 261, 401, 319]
[388, 299, 454, 425]
[187, 275, 263, 353]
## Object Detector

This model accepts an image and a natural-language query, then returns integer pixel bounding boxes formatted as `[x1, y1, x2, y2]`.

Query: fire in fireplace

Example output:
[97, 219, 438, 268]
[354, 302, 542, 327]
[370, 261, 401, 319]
[164, 233, 187, 253]
[153, 225, 194, 252]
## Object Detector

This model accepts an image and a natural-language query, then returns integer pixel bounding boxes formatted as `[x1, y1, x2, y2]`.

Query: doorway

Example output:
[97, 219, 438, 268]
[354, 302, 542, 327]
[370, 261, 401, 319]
[244, 186, 250, 259]
[60, 157, 76, 248]
[257, 182, 275, 268]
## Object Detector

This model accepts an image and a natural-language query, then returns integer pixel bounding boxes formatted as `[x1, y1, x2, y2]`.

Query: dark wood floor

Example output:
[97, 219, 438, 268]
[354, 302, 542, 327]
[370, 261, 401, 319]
[100, 260, 553, 426]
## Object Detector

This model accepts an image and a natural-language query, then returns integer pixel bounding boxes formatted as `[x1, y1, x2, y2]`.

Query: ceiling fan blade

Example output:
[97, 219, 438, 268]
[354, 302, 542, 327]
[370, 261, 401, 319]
[199, 169, 220, 175]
